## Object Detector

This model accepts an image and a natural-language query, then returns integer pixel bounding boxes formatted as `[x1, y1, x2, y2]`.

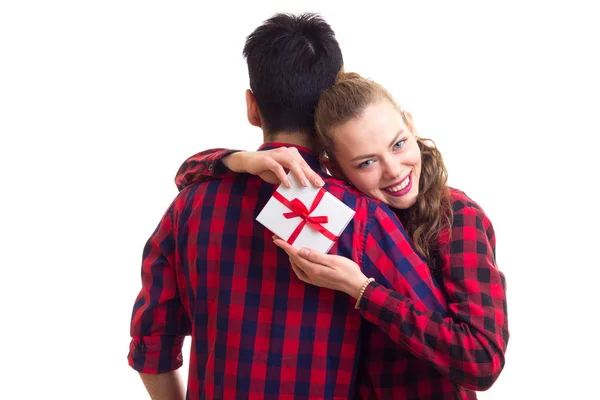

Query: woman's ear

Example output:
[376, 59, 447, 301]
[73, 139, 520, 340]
[321, 155, 345, 180]
[402, 110, 417, 137]
[246, 89, 262, 128]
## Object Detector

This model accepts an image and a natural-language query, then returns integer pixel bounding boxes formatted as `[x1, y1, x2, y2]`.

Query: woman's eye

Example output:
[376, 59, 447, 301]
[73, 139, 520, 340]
[393, 140, 406, 149]
[358, 160, 374, 169]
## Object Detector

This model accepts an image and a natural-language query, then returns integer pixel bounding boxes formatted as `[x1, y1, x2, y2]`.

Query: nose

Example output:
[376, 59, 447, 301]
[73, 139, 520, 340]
[381, 155, 401, 181]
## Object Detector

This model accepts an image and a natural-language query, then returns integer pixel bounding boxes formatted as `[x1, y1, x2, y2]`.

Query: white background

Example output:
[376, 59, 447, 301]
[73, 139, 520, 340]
[1, 1, 598, 399]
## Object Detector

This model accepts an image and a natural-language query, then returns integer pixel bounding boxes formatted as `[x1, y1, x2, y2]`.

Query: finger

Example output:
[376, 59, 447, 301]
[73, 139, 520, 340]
[294, 159, 324, 187]
[287, 160, 310, 187]
[290, 260, 310, 283]
[290, 153, 324, 187]
[286, 149, 324, 187]
[265, 159, 291, 187]
[287, 251, 323, 278]
[296, 248, 332, 268]
[274, 238, 311, 282]
[273, 150, 309, 187]
[304, 168, 325, 187]
[273, 238, 298, 256]
[260, 171, 283, 185]
[275, 242, 320, 279]
[273, 240, 328, 272]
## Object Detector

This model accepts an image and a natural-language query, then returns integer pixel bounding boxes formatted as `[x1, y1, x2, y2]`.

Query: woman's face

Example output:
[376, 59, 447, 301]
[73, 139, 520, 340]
[330, 100, 421, 210]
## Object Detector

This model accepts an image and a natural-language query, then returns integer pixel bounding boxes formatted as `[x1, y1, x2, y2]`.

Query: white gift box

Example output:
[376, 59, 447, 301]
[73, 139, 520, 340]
[256, 172, 355, 254]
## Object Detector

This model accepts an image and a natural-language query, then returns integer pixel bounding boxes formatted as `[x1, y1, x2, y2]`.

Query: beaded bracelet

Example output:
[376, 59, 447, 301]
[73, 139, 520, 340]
[354, 278, 375, 309]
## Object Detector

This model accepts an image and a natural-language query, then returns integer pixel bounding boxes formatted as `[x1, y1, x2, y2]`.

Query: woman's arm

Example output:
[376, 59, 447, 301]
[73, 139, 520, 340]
[174, 147, 324, 191]
[174, 148, 241, 191]
[274, 204, 508, 391]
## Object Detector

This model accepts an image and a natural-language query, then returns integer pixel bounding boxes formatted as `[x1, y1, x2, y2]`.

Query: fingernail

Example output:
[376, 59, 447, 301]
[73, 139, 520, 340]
[316, 178, 325, 187]
[299, 248, 310, 257]
[284, 178, 292, 187]
[302, 178, 309, 187]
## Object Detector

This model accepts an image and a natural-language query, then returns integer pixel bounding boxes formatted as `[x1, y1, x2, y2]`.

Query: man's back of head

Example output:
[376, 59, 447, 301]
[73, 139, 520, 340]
[243, 13, 343, 137]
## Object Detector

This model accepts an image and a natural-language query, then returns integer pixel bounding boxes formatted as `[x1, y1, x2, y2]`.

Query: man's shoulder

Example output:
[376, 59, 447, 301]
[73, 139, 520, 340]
[322, 177, 381, 209]
[172, 174, 266, 207]
[322, 177, 401, 230]
[322, 176, 370, 200]
[175, 173, 395, 224]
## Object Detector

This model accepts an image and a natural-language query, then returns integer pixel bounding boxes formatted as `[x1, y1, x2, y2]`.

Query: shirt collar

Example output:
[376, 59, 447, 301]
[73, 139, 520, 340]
[258, 142, 322, 173]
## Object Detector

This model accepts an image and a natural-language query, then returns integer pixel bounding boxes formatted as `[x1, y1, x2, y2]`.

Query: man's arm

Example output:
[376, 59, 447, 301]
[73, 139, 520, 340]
[139, 371, 185, 400]
[129, 202, 191, 395]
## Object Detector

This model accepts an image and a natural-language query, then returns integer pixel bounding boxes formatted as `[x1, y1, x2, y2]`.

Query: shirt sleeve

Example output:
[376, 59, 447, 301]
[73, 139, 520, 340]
[359, 203, 508, 391]
[128, 203, 191, 374]
[174, 148, 242, 191]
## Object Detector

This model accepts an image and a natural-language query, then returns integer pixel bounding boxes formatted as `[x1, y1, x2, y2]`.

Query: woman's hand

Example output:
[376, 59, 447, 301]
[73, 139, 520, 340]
[273, 238, 368, 299]
[223, 147, 325, 188]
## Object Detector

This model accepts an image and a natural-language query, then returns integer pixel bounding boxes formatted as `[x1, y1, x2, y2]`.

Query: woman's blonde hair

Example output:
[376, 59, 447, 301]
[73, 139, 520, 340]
[315, 72, 453, 268]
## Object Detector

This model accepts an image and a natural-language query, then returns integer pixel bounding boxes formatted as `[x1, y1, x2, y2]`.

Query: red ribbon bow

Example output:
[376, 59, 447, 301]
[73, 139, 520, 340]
[272, 188, 338, 245]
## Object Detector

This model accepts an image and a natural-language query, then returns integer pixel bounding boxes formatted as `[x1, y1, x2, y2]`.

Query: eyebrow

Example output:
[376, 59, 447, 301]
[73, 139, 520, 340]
[350, 130, 404, 162]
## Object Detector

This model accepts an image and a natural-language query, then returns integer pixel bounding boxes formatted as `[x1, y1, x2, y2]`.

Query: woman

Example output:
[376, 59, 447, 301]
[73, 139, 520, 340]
[175, 73, 508, 399]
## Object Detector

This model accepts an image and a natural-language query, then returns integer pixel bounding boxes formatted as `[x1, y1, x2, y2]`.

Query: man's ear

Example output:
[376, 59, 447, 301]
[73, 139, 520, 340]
[246, 89, 262, 128]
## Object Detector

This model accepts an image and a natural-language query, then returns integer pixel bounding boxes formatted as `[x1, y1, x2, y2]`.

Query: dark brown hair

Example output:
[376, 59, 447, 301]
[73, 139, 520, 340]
[315, 72, 453, 267]
[243, 13, 343, 136]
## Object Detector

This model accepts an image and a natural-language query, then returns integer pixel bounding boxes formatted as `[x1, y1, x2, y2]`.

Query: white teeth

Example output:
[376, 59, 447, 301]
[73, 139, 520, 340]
[385, 175, 410, 193]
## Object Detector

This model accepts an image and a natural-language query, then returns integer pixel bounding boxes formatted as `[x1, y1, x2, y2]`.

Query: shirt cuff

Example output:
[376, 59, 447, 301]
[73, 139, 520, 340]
[210, 149, 242, 176]
[128, 335, 185, 374]
[356, 282, 408, 325]
[356, 280, 377, 310]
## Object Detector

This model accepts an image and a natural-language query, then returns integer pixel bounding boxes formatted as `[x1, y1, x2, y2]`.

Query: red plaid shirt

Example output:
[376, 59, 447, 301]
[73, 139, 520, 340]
[129, 143, 450, 399]
[175, 145, 509, 400]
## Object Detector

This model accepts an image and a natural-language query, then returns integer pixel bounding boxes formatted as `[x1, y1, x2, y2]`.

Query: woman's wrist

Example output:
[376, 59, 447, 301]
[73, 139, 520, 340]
[345, 273, 369, 299]
[354, 278, 375, 309]
[223, 151, 247, 172]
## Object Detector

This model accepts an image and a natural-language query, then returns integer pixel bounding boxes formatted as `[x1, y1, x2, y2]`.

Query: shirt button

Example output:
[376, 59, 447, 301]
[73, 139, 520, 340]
[208, 163, 214, 172]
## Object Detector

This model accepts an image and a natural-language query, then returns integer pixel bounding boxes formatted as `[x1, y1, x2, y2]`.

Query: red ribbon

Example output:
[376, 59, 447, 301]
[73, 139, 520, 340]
[272, 188, 338, 245]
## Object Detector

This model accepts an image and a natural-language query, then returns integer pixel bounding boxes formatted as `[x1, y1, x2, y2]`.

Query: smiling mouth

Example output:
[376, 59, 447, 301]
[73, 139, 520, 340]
[382, 173, 411, 194]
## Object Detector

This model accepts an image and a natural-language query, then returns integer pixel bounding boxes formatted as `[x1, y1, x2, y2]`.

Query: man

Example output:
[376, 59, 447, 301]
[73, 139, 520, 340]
[128, 13, 446, 399]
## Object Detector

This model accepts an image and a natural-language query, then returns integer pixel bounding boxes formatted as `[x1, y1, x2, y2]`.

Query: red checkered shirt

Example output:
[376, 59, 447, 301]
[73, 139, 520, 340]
[129, 143, 451, 399]
[176, 145, 509, 400]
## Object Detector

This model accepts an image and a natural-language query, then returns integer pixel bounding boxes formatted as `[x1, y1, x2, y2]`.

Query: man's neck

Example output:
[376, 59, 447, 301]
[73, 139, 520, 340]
[263, 131, 315, 153]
